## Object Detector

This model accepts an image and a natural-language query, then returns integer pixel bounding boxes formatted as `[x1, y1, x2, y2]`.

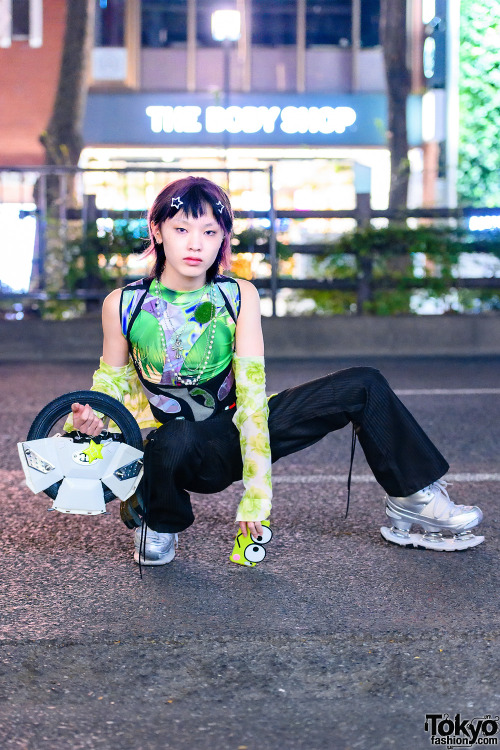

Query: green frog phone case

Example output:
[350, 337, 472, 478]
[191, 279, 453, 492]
[229, 520, 273, 566]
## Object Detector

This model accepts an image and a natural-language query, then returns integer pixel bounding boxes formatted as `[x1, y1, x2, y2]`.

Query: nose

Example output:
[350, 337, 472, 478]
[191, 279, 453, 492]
[188, 232, 203, 251]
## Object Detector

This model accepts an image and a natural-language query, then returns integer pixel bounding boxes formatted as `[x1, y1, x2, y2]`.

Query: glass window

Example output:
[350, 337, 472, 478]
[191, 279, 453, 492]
[306, 1, 351, 47]
[12, 0, 30, 37]
[196, 0, 218, 46]
[142, 0, 187, 47]
[252, 0, 296, 46]
[361, 0, 380, 47]
[95, 0, 125, 47]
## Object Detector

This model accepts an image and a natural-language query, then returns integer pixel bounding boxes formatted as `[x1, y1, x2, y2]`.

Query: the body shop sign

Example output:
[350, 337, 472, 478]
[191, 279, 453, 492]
[84, 92, 421, 146]
[145, 104, 357, 136]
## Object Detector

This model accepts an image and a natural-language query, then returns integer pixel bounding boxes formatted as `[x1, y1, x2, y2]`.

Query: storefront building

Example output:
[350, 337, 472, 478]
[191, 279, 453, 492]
[0, 0, 449, 213]
[0, 0, 452, 297]
[81, 0, 441, 220]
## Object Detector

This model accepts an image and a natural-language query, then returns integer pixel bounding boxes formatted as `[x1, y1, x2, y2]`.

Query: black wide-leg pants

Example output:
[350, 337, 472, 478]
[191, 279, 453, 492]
[130, 367, 449, 534]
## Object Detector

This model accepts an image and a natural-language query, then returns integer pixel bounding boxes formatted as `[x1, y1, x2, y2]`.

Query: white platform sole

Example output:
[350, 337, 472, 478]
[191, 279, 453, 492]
[380, 526, 485, 551]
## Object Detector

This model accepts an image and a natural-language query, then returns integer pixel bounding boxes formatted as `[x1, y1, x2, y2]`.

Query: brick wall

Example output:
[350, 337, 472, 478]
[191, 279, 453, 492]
[0, 0, 66, 165]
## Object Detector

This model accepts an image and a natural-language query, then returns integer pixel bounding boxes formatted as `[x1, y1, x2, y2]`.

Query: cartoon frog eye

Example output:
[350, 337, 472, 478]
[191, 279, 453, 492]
[251, 526, 273, 545]
[244, 543, 266, 563]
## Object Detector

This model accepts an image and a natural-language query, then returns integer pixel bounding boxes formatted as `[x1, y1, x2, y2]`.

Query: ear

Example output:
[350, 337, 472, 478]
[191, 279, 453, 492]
[151, 223, 163, 244]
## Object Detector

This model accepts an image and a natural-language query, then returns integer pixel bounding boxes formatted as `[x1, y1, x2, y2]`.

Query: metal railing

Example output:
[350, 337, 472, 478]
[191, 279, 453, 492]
[1, 165, 499, 316]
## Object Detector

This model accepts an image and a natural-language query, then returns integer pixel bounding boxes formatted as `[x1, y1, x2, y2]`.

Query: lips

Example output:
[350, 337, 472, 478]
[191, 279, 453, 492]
[183, 257, 203, 264]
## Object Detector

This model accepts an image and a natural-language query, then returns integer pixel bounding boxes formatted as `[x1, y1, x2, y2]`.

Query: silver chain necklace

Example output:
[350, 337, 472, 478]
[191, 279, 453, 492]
[153, 279, 218, 386]
[156, 279, 207, 358]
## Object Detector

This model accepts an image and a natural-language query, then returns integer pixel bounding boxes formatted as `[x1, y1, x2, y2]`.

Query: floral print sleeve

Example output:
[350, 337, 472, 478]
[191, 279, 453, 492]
[63, 356, 160, 433]
[232, 354, 272, 523]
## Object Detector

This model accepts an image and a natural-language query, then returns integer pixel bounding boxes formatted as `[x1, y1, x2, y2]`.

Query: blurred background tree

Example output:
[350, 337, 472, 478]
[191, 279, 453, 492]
[379, 0, 411, 210]
[39, 0, 93, 201]
[458, 0, 500, 206]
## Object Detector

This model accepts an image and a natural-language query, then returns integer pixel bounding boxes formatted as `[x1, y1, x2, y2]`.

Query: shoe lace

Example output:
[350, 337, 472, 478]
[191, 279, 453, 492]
[136, 526, 178, 578]
[138, 518, 147, 579]
[426, 479, 467, 518]
[345, 423, 357, 519]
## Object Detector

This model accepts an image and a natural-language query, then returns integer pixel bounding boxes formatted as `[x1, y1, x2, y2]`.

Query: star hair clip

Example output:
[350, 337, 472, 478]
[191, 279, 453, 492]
[171, 196, 183, 209]
[215, 201, 225, 214]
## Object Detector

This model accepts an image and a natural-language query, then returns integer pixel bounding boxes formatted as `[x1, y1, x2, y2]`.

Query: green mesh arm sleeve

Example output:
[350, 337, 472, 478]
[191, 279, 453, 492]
[63, 356, 159, 432]
[232, 354, 273, 523]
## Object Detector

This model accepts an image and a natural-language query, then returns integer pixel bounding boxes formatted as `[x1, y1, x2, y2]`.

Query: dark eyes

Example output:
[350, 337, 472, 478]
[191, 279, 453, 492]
[175, 227, 217, 235]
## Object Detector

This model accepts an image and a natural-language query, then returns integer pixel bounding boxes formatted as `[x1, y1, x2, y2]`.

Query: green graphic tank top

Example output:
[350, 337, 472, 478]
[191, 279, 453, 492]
[120, 275, 240, 423]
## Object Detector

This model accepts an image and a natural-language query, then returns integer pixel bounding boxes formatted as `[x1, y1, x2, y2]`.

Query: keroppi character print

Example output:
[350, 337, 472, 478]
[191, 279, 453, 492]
[229, 520, 273, 566]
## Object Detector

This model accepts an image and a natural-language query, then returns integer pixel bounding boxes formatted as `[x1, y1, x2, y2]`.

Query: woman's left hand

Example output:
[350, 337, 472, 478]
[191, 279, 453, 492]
[239, 521, 264, 538]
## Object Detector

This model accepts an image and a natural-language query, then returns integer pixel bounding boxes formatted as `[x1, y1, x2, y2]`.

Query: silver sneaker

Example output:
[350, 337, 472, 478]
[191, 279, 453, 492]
[134, 525, 178, 566]
[381, 478, 485, 551]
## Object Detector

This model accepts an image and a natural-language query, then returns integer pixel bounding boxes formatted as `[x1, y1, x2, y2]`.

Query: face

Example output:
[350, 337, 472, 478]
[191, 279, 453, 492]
[153, 204, 225, 290]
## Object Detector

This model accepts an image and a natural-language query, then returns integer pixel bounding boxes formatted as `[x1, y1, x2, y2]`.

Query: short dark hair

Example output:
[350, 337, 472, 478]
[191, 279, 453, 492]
[143, 176, 233, 283]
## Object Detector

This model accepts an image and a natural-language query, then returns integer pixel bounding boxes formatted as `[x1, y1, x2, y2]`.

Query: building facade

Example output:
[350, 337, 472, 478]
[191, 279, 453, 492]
[0, 0, 459, 302]
[0, 1, 453, 219]
[84, 0, 401, 215]
[0, 0, 65, 166]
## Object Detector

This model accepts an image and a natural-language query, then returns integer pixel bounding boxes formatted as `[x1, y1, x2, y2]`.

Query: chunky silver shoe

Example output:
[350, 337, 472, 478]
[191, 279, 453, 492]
[133, 525, 178, 566]
[381, 479, 484, 551]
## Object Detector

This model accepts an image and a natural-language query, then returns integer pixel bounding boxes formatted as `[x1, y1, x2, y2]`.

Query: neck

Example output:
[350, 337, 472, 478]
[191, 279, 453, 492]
[159, 268, 208, 292]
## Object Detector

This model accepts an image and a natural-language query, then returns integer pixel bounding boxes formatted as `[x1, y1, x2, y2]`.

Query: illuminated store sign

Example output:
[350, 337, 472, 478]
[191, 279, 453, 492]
[84, 93, 422, 146]
[145, 105, 357, 136]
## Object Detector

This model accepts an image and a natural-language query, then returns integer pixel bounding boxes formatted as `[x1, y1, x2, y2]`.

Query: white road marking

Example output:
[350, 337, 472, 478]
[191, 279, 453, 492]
[394, 389, 500, 396]
[4, 470, 499, 494]
[273, 473, 500, 485]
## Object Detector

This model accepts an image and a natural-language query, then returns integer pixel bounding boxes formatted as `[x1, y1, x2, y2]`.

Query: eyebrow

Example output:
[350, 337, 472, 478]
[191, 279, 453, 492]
[173, 217, 219, 228]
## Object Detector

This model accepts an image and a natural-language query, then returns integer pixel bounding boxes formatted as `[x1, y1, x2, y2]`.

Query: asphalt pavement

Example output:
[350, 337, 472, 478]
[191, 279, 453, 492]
[1, 356, 499, 750]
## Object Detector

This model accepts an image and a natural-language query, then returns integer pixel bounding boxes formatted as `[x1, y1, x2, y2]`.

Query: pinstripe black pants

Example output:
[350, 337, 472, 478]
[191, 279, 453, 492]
[123, 367, 449, 534]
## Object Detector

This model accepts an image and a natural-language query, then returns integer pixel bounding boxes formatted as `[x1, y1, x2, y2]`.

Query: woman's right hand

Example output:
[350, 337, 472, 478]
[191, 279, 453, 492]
[71, 403, 104, 437]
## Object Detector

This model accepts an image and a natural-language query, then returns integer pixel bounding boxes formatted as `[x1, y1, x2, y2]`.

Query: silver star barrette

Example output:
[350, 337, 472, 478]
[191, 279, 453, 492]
[215, 200, 225, 214]
[171, 196, 183, 209]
